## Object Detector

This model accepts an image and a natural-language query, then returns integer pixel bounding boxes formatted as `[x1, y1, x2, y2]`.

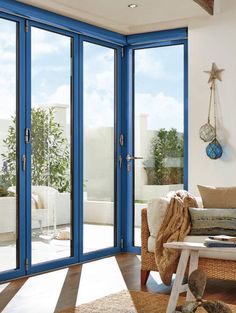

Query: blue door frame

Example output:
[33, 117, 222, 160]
[0, 9, 124, 282]
[78, 36, 123, 262]
[0, 1, 188, 283]
[0, 11, 27, 282]
[123, 31, 188, 253]
[24, 20, 81, 275]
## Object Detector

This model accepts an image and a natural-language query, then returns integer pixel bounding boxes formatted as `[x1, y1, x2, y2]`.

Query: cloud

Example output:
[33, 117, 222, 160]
[84, 42, 114, 93]
[94, 71, 114, 92]
[47, 84, 71, 105]
[0, 87, 16, 119]
[0, 25, 16, 119]
[84, 90, 114, 128]
[31, 27, 70, 58]
[135, 49, 165, 79]
[83, 43, 115, 128]
[135, 92, 183, 132]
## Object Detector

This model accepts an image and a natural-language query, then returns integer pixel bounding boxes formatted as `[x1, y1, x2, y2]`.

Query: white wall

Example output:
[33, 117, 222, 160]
[188, 0, 236, 194]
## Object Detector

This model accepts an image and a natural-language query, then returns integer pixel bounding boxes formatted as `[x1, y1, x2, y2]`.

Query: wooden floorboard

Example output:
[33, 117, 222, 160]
[0, 253, 236, 312]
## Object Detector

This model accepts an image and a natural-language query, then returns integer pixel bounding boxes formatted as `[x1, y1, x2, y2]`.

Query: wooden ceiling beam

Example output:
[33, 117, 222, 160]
[193, 0, 214, 15]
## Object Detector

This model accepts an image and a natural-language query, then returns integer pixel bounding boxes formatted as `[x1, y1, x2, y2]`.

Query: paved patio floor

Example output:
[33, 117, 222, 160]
[0, 225, 141, 272]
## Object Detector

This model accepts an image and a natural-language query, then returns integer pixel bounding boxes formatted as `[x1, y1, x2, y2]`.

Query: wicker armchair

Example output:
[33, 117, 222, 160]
[141, 208, 236, 285]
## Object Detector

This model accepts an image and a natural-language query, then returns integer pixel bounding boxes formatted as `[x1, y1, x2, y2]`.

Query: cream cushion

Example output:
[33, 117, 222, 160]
[147, 196, 236, 261]
[198, 185, 236, 208]
[147, 197, 170, 238]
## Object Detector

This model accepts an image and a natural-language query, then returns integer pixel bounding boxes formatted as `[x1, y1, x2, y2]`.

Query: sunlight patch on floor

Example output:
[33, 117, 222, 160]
[0, 282, 10, 293]
[76, 256, 127, 306]
[2, 268, 68, 313]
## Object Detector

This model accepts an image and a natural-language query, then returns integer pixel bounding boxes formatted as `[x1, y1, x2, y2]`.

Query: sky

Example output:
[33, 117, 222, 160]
[31, 27, 71, 110]
[0, 17, 184, 132]
[84, 41, 115, 129]
[135, 45, 183, 132]
[0, 19, 16, 120]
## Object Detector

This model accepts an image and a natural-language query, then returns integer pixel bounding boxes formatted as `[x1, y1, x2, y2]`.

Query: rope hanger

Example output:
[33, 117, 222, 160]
[199, 63, 224, 159]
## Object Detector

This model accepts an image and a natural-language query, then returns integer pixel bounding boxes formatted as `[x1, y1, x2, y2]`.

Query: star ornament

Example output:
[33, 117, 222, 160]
[204, 62, 224, 83]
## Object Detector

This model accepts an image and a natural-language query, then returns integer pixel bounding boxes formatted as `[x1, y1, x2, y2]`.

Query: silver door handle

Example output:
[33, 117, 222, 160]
[126, 154, 143, 161]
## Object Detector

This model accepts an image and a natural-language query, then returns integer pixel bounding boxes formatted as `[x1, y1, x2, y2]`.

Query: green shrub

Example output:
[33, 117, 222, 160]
[144, 128, 184, 185]
[1, 107, 70, 193]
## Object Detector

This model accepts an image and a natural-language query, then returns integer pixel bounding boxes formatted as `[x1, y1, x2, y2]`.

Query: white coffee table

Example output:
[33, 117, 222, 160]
[163, 241, 236, 313]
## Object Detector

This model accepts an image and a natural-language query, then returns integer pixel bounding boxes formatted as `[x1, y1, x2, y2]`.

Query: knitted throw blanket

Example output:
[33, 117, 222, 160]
[154, 190, 198, 285]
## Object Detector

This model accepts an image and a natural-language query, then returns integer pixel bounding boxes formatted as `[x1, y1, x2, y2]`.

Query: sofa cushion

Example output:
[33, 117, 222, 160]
[189, 207, 236, 235]
[147, 235, 236, 261]
[147, 196, 203, 238]
[198, 185, 236, 208]
[147, 197, 169, 238]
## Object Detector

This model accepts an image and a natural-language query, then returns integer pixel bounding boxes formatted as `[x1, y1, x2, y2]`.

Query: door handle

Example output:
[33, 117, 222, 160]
[126, 154, 143, 161]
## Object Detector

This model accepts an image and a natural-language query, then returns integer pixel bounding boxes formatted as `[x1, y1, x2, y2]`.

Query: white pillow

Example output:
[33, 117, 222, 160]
[147, 197, 170, 237]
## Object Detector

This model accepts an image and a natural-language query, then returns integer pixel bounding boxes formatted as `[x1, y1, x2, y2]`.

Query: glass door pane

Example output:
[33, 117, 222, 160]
[83, 42, 115, 253]
[31, 27, 72, 264]
[134, 45, 184, 246]
[0, 18, 18, 272]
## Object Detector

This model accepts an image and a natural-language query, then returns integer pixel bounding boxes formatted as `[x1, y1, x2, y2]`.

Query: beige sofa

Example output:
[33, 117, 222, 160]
[141, 197, 236, 284]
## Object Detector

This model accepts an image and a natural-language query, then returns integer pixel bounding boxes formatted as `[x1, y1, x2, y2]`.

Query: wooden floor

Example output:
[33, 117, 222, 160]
[1, 253, 236, 312]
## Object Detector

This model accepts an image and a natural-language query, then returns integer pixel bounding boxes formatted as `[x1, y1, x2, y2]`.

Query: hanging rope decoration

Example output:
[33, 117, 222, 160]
[199, 83, 215, 142]
[199, 63, 224, 159]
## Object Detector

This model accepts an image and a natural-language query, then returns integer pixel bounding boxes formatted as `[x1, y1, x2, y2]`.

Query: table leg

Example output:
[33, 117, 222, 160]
[186, 250, 199, 301]
[166, 249, 190, 313]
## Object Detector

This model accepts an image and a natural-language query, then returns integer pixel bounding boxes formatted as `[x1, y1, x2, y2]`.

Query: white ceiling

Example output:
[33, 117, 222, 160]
[17, 0, 211, 34]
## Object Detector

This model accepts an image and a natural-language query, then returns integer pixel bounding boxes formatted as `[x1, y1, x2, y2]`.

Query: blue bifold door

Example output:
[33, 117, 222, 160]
[0, 13, 122, 281]
[125, 39, 187, 252]
[81, 38, 122, 261]
[0, 7, 187, 282]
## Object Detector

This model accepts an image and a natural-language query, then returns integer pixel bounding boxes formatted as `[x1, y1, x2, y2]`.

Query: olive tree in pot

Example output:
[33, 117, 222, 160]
[144, 128, 184, 185]
[1, 107, 70, 193]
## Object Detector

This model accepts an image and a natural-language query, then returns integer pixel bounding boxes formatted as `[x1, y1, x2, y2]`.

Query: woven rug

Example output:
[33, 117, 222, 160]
[59, 290, 236, 313]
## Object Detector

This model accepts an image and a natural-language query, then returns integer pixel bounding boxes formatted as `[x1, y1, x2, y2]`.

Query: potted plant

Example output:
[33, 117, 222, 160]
[1, 107, 70, 192]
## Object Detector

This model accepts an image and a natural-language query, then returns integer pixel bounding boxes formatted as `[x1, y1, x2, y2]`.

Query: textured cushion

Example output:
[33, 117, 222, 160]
[198, 185, 236, 208]
[189, 207, 236, 235]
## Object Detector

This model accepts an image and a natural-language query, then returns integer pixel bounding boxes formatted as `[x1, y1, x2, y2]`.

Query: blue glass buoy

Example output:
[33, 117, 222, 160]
[206, 138, 223, 159]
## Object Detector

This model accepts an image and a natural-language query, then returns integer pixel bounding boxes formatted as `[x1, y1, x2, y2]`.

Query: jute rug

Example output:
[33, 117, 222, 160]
[59, 290, 236, 313]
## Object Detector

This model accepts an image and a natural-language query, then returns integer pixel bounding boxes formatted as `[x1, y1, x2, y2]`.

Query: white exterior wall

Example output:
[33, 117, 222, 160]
[84, 126, 115, 201]
[188, 0, 236, 194]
